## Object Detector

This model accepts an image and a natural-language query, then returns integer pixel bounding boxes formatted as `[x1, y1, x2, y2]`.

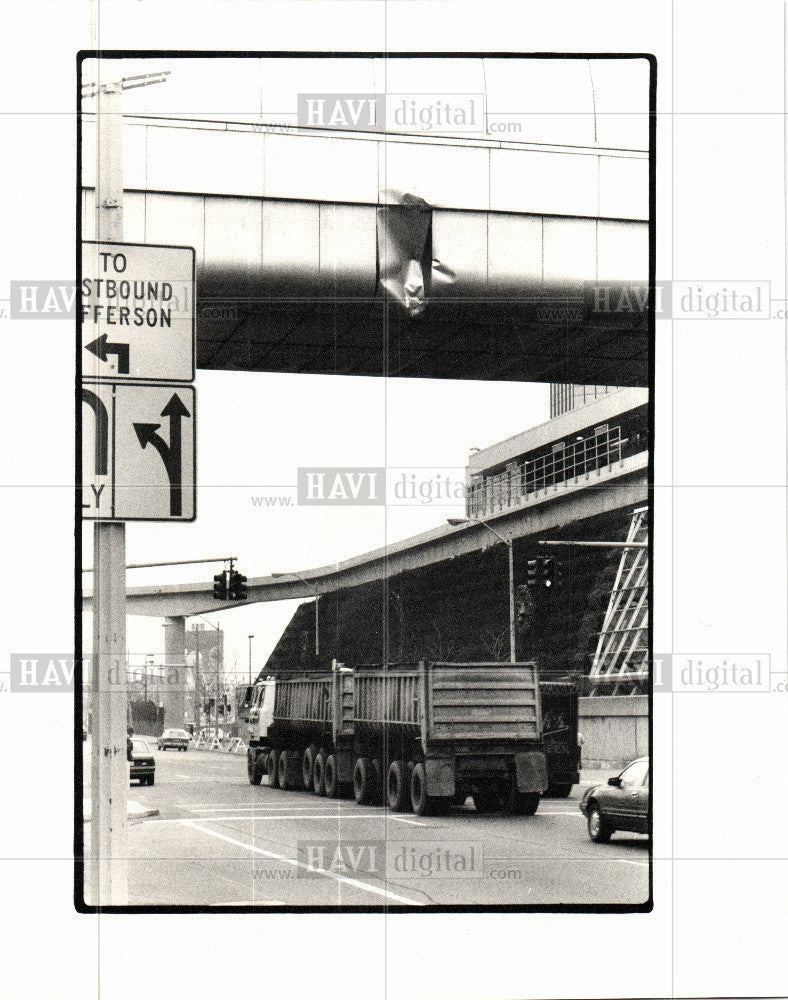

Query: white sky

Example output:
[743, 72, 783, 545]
[83, 372, 548, 676]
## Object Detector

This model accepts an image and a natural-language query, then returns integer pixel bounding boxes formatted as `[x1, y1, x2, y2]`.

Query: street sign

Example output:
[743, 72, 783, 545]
[82, 381, 196, 521]
[81, 241, 195, 383]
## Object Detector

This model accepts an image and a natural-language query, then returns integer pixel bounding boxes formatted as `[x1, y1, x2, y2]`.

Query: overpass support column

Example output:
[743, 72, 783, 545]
[163, 616, 187, 729]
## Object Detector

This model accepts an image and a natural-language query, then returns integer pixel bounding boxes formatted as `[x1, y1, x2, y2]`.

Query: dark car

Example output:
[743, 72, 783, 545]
[130, 738, 156, 786]
[158, 728, 191, 751]
[579, 756, 649, 842]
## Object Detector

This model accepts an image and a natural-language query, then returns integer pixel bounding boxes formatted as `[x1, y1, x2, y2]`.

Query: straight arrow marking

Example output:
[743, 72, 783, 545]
[134, 393, 190, 516]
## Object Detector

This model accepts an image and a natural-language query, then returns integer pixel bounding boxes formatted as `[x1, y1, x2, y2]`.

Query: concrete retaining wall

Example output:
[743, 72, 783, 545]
[578, 695, 648, 770]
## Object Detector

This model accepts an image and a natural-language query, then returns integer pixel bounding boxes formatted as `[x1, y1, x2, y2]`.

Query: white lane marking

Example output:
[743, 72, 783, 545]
[187, 805, 333, 811]
[181, 820, 424, 906]
[614, 857, 650, 867]
[181, 814, 430, 824]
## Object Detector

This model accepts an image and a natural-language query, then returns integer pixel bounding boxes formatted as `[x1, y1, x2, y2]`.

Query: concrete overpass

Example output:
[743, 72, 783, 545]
[81, 57, 650, 385]
[83, 449, 647, 620]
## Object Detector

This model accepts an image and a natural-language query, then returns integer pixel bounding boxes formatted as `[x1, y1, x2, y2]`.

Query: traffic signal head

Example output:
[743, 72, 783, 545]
[542, 558, 555, 588]
[213, 572, 227, 600]
[526, 559, 539, 587]
[229, 570, 248, 601]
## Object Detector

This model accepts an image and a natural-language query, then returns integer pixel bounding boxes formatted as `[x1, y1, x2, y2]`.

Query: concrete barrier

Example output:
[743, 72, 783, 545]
[578, 695, 648, 770]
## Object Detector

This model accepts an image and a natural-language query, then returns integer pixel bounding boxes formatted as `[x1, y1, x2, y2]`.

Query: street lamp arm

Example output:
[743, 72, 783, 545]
[448, 516, 510, 548]
[271, 570, 320, 596]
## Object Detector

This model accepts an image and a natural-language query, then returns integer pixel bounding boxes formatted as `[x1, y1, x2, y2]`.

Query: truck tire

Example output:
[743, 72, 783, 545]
[324, 753, 339, 798]
[472, 789, 500, 813]
[278, 750, 292, 790]
[313, 751, 326, 796]
[248, 752, 264, 786]
[370, 759, 385, 805]
[545, 783, 573, 798]
[387, 760, 411, 812]
[410, 762, 450, 816]
[353, 757, 374, 805]
[268, 750, 280, 789]
[302, 745, 316, 789]
[505, 791, 540, 816]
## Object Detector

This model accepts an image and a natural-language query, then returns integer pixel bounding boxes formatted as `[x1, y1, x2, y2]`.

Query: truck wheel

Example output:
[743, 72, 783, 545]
[353, 757, 374, 805]
[268, 750, 280, 788]
[545, 783, 573, 798]
[370, 759, 386, 805]
[387, 761, 411, 812]
[410, 762, 449, 816]
[248, 753, 264, 786]
[472, 789, 500, 813]
[506, 791, 540, 816]
[278, 750, 291, 790]
[324, 754, 340, 798]
[313, 751, 326, 796]
[302, 745, 315, 789]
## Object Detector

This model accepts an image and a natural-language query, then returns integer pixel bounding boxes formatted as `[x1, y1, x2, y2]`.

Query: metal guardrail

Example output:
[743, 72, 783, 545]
[468, 426, 626, 518]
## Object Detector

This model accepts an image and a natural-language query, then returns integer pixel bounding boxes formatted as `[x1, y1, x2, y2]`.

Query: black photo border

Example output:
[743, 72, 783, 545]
[75, 48, 656, 916]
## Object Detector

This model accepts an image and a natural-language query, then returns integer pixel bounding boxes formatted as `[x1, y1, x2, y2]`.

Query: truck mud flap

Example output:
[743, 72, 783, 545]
[514, 751, 548, 793]
[425, 758, 455, 798]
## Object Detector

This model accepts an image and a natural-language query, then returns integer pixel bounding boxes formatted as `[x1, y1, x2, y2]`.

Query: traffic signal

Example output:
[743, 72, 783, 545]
[541, 558, 555, 589]
[213, 571, 227, 600]
[525, 556, 558, 589]
[228, 570, 248, 601]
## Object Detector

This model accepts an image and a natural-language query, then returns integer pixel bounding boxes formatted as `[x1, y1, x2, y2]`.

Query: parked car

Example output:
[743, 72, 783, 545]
[579, 756, 649, 842]
[130, 738, 156, 786]
[158, 728, 191, 751]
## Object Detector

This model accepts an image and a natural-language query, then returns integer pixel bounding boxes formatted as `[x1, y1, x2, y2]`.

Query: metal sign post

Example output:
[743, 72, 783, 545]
[90, 80, 128, 906]
[84, 67, 188, 907]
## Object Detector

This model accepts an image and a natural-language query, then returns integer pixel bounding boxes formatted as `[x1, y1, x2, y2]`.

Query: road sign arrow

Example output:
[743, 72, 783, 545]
[133, 422, 165, 451]
[85, 334, 131, 374]
[133, 393, 191, 516]
[82, 387, 109, 476]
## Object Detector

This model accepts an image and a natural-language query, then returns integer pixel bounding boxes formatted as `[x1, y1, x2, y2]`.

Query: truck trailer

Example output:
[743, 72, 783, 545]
[245, 661, 548, 816]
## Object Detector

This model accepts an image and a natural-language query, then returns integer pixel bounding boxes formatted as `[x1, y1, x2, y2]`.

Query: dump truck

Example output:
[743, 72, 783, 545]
[539, 679, 582, 797]
[245, 661, 548, 816]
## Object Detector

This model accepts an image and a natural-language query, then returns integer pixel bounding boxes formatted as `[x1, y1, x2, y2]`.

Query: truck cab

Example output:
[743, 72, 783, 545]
[244, 679, 276, 783]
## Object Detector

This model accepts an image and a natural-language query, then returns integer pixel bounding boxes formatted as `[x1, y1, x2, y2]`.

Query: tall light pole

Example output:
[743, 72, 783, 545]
[248, 635, 254, 685]
[272, 572, 320, 659]
[448, 517, 516, 662]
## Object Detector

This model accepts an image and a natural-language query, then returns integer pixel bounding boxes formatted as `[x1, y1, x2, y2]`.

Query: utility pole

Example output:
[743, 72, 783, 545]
[248, 635, 254, 686]
[194, 624, 202, 732]
[89, 77, 128, 908]
[214, 649, 221, 739]
[85, 68, 170, 907]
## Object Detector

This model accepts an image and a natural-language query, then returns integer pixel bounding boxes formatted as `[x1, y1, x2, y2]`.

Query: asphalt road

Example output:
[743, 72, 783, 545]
[123, 746, 649, 907]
